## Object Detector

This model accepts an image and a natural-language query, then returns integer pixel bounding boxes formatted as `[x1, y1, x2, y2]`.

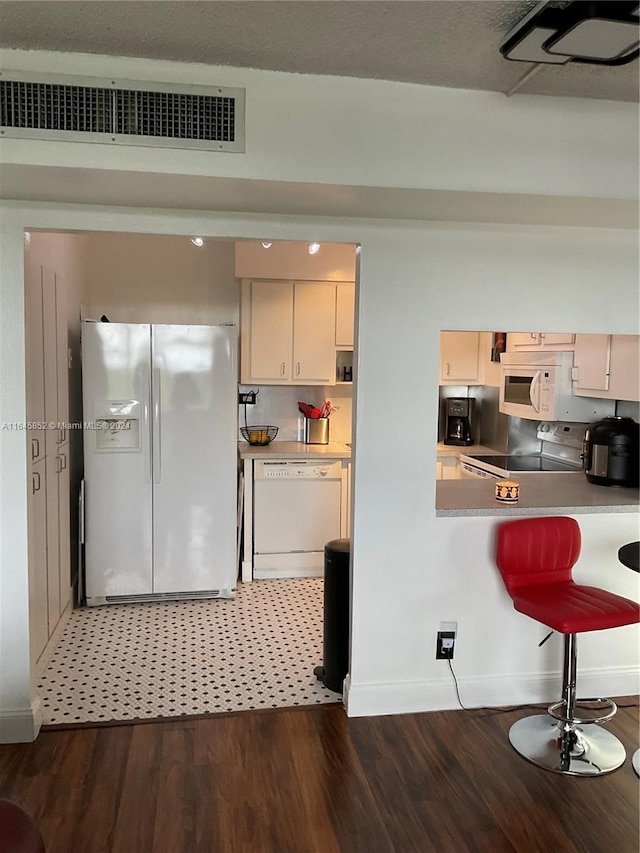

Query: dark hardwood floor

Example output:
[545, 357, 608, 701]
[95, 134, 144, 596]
[1, 701, 638, 853]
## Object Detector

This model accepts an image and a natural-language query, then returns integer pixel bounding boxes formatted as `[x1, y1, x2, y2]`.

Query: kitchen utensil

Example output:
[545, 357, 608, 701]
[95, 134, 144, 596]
[298, 402, 323, 419]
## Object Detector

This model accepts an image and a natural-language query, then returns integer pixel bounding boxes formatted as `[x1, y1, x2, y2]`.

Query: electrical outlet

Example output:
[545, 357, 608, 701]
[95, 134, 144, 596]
[436, 630, 456, 660]
[238, 391, 257, 405]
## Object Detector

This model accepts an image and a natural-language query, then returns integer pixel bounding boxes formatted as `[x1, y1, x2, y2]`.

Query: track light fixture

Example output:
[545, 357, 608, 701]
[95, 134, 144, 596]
[500, 1, 639, 65]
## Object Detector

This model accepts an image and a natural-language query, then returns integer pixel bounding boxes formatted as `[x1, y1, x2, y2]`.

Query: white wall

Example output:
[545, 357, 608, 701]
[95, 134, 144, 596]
[1, 50, 637, 201]
[347, 223, 639, 714]
[0, 51, 638, 739]
[235, 241, 356, 282]
[83, 233, 238, 325]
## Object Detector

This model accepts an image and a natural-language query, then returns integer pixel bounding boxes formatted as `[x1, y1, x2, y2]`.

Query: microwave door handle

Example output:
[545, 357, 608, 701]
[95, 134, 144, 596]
[529, 371, 541, 413]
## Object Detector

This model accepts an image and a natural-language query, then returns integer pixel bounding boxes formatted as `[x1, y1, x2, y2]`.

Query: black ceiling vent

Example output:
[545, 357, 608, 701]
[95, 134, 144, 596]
[0, 72, 245, 152]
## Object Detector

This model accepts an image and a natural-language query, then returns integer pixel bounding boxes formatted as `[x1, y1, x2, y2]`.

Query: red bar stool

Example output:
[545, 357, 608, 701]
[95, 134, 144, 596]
[496, 516, 639, 776]
[0, 800, 45, 853]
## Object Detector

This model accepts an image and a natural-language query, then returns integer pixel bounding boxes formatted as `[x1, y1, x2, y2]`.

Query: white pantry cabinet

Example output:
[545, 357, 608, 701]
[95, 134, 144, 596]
[241, 280, 336, 384]
[439, 331, 481, 385]
[573, 334, 640, 402]
[25, 261, 72, 667]
[507, 332, 575, 351]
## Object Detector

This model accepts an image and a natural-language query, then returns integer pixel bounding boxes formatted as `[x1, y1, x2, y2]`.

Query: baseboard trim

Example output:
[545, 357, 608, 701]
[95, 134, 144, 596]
[0, 697, 42, 743]
[344, 666, 640, 718]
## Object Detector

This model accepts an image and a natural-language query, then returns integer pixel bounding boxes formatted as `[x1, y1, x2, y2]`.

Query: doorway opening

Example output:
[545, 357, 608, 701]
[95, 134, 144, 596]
[24, 229, 359, 725]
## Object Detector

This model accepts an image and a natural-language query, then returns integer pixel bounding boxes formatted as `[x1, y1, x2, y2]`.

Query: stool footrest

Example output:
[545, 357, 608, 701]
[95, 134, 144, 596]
[547, 696, 617, 726]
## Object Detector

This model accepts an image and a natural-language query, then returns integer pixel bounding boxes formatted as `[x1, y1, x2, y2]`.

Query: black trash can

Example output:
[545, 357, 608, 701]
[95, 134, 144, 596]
[314, 538, 350, 693]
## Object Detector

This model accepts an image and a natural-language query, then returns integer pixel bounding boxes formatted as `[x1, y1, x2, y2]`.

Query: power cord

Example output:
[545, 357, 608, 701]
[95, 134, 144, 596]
[446, 660, 639, 714]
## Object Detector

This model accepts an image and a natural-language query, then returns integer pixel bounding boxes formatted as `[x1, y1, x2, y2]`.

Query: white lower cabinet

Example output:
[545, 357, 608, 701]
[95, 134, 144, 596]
[436, 455, 461, 480]
[27, 458, 49, 663]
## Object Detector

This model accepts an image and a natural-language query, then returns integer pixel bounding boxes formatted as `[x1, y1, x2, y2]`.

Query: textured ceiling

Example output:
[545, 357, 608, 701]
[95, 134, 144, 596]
[0, 1, 638, 102]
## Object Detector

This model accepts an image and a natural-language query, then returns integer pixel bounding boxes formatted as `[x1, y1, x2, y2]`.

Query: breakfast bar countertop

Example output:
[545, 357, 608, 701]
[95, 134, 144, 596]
[238, 440, 351, 460]
[437, 473, 640, 517]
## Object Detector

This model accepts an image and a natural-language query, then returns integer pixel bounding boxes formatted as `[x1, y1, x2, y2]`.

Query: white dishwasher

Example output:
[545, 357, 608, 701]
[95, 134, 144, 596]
[253, 459, 343, 579]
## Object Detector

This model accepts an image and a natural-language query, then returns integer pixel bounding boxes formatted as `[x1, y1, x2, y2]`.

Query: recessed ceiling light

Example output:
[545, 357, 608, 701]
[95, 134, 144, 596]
[308, 242, 321, 255]
[261, 241, 273, 249]
[190, 237, 204, 247]
[355, 245, 361, 255]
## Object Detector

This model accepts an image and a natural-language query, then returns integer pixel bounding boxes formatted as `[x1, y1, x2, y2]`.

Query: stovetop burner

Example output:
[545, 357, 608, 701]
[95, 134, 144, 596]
[463, 454, 582, 475]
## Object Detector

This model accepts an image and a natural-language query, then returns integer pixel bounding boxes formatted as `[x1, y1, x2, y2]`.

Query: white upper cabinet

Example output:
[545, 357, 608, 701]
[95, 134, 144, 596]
[507, 332, 575, 351]
[335, 283, 355, 348]
[241, 280, 336, 385]
[247, 280, 294, 382]
[292, 283, 336, 383]
[573, 334, 640, 402]
[440, 331, 481, 385]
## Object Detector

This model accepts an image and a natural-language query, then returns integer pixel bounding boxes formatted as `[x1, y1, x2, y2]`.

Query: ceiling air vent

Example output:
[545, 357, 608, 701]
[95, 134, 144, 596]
[0, 72, 245, 152]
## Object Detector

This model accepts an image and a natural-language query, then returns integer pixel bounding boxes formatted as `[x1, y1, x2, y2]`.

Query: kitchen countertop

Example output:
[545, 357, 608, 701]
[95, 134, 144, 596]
[238, 440, 351, 460]
[436, 473, 640, 517]
[437, 442, 501, 457]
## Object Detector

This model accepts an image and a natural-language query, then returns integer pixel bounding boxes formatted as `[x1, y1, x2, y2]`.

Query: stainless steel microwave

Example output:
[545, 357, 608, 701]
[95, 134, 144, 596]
[499, 351, 613, 422]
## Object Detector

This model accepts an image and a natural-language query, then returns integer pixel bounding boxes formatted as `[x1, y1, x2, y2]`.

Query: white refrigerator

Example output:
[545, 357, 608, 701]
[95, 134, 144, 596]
[82, 322, 238, 605]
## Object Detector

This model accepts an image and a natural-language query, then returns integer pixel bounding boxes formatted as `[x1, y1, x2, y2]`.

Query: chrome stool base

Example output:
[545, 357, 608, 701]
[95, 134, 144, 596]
[509, 715, 626, 776]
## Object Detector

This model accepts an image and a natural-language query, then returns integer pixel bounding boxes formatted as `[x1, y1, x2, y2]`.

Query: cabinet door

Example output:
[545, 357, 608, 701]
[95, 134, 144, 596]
[440, 332, 480, 384]
[42, 266, 59, 459]
[508, 332, 574, 351]
[45, 451, 61, 631]
[509, 332, 542, 349]
[25, 260, 46, 463]
[293, 283, 336, 384]
[56, 273, 70, 445]
[57, 446, 72, 616]
[608, 336, 640, 402]
[27, 457, 48, 664]
[249, 281, 294, 382]
[336, 283, 355, 348]
[573, 335, 611, 392]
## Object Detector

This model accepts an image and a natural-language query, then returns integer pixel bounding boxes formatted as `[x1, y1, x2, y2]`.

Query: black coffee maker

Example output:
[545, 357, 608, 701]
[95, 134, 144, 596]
[444, 397, 475, 446]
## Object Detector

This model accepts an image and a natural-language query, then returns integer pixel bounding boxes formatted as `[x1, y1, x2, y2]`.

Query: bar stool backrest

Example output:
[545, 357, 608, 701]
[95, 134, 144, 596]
[496, 516, 581, 595]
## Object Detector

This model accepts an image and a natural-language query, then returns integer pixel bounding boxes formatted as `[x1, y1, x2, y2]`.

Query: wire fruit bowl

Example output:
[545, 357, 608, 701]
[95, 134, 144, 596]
[240, 425, 278, 446]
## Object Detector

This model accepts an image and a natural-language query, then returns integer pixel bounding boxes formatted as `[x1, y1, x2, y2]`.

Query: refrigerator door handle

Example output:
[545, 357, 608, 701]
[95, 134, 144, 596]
[143, 401, 152, 484]
[153, 368, 162, 483]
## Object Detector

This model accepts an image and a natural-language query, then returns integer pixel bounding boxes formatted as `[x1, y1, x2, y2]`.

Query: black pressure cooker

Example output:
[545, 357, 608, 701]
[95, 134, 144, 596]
[583, 416, 639, 488]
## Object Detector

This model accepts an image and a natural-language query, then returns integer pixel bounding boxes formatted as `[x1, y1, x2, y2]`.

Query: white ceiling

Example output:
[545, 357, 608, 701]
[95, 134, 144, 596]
[0, 0, 638, 102]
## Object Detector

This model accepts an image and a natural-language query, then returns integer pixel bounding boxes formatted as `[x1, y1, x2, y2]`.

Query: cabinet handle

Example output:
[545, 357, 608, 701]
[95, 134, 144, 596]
[296, 361, 301, 377]
[60, 452, 67, 470]
[280, 362, 285, 377]
[32, 471, 41, 494]
[31, 437, 39, 460]
[55, 456, 62, 474]
[445, 362, 451, 376]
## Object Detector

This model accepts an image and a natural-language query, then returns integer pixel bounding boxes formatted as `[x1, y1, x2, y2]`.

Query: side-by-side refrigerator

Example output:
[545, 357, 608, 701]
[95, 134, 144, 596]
[82, 322, 238, 605]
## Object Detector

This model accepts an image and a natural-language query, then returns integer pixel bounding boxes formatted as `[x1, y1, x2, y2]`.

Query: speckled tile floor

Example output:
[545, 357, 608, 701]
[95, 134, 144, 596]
[38, 578, 341, 725]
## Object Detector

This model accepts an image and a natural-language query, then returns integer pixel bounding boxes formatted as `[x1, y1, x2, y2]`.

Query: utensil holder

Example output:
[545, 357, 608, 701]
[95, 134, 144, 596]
[304, 417, 329, 445]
